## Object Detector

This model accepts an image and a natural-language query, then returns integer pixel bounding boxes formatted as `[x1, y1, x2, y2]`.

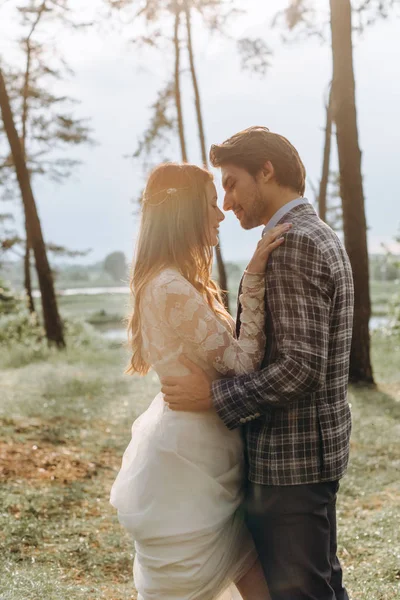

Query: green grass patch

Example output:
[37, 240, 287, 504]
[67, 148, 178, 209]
[0, 343, 158, 599]
[0, 334, 399, 599]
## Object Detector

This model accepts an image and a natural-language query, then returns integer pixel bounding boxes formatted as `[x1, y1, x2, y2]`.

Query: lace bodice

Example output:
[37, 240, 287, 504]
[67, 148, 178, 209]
[140, 268, 266, 380]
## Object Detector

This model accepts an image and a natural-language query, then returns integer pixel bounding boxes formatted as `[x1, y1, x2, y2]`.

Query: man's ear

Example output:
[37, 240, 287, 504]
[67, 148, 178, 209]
[260, 160, 274, 184]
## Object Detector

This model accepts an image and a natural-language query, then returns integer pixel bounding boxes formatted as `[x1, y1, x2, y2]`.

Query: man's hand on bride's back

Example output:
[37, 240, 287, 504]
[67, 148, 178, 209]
[161, 356, 212, 412]
[246, 223, 292, 274]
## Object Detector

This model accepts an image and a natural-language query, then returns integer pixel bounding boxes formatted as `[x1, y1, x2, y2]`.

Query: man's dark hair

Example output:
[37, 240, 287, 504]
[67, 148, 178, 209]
[210, 126, 306, 196]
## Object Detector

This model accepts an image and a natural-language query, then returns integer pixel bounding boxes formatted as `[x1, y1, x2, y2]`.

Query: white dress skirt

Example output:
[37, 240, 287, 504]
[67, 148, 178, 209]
[111, 393, 256, 600]
[110, 268, 267, 599]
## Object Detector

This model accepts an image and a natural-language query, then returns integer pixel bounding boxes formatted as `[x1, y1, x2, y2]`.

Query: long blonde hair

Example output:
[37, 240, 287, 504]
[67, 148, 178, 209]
[127, 162, 228, 376]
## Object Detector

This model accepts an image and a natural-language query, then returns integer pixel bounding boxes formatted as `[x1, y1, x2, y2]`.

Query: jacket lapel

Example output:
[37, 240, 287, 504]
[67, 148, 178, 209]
[235, 275, 244, 338]
[235, 203, 317, 337]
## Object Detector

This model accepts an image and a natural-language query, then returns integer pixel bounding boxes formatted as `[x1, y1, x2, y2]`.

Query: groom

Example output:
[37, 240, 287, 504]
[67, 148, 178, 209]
[161, 126, 354, 600]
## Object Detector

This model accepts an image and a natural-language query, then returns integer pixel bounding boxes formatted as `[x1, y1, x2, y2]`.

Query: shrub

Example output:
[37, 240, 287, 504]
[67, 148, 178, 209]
[0, 280, 45, 347]
[0, 279, 105, 358]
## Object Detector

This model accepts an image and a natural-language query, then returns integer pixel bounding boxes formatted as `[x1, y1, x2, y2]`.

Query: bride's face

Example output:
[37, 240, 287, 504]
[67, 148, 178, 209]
[205, 180, 225, 246]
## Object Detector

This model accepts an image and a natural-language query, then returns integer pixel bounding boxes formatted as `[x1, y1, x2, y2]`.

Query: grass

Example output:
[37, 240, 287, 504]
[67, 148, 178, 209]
[0, 341, 158, 600]
[0, 333, 399, 599]
[338, 336, 400, 598]
[370, 280, 399, 316]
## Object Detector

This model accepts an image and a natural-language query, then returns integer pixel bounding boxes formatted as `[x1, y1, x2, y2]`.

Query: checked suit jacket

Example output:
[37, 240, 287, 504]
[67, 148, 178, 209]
[212, 203, 355, 486]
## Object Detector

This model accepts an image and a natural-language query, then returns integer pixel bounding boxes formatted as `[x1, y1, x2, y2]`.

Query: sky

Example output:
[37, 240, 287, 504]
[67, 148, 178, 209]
[1, 0, 400, 264]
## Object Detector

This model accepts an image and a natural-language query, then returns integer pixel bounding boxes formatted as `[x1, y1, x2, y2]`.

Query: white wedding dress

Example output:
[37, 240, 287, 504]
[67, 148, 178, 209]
[110, 267, 266, 600]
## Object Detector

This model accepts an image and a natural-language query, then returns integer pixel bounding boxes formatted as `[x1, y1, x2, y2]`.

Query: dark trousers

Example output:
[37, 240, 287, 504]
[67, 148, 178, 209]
[245, 480, 349, 600]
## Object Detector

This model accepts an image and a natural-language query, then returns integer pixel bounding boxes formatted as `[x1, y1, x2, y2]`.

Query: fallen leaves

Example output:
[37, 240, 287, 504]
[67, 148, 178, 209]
[0, 439, 119, 484]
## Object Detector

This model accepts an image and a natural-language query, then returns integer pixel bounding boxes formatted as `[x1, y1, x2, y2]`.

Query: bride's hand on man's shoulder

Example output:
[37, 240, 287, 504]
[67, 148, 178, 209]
[246, 223, 292, 274]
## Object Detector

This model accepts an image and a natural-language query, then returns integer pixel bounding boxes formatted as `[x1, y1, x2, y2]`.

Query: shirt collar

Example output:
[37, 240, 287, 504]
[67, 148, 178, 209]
[262, 197, 308, 236]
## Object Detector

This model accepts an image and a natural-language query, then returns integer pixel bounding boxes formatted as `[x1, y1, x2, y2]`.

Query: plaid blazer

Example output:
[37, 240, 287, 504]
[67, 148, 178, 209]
[213, 203, 354, 486]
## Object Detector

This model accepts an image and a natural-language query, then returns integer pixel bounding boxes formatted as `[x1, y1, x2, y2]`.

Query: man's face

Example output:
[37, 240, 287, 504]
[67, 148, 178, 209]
[221, 164, 266, 230]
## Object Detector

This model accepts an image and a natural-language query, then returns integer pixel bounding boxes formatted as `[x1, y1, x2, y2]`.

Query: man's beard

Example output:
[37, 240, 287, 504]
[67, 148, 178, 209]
[241, 188, 266, 230]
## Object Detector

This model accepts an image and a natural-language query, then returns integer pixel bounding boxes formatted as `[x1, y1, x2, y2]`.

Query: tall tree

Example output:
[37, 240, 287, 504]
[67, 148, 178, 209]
[275, 0, 400, 383]
[108, 0, 271, 312]
[330, 0, 373, 383]
[318, 82, 334, 224]
[109, 0, 231, 308]
[0, 67, 65, 347]
[0, 0, 92, 312]
[184, 1, 270, 312]
[173, 4, 188, 162]
[183, 2, 229, 308]
[20, 1, 47, 314]
[104, 251, 128, 282]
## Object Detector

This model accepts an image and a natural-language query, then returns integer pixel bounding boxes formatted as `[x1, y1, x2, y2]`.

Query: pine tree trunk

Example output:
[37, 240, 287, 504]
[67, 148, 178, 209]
[20, 8, 45, 315]
[173, 7, 188, 162]
[24, 237, 36, 314]
[214, 243, 229, 308]
[184, 5, 230, 312]
[329, 0, 373, 384]
[318, 83, 334, 223]
[0, 68, 65, 348]
[184, 5, 208, 168]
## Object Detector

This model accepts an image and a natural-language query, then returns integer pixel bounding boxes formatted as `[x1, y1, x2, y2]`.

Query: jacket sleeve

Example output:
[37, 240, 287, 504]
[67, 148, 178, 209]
[213, 230, 333, 430]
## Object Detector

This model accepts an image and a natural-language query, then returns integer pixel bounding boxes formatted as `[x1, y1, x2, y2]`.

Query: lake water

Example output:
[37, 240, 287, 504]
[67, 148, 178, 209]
[370, 316, 390, 330]
[32, 286, 130, 298]
[97, 315, 390, 343]
[31, 286, 391, 340]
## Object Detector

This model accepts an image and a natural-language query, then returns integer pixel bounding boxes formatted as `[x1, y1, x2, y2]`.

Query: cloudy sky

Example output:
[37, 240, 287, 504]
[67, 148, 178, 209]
[1, 0, 400, 264]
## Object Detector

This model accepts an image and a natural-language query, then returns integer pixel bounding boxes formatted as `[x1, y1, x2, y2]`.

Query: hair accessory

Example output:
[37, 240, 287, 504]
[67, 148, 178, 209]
[143, 186, 189, 207]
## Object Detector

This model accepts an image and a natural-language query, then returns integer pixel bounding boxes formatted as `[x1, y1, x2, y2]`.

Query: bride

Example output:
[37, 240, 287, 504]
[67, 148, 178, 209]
[110, 162, 290, 600]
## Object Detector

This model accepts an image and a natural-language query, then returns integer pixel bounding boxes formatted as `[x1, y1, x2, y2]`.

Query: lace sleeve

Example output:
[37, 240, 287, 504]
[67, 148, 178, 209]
[151, 271, 266, 376]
